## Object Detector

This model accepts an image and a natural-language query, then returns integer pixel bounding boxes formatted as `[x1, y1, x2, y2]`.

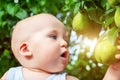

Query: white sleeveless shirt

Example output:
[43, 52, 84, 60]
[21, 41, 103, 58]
[6, 66, 67, 80]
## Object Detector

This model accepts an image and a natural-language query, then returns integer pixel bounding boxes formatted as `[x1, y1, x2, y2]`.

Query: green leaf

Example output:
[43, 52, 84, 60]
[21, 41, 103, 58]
[6, 3, 18, 16]
[30, 6, 40, 14]
[15, 8, 28, 19]
[100, 0, 111, 10]
[104, 16, 114, 27]
[74, 3, 80, 14]
[0, 11, 4, 19]
[107, 27, 119, 44]
[97, 27, 118, 44]
[63, 5, 70, 11]
[3, 49, 10, 57]
[87, 7, 104, 24]
[0, 11, 4, 26]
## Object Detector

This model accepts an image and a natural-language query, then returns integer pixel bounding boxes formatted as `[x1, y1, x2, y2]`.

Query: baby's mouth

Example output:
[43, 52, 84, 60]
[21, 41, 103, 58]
[60, 50, 69, 59]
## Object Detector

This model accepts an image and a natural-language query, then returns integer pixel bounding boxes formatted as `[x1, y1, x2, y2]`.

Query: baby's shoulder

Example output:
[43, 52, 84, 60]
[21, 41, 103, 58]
[0, 71, 8, 80]
[1, 66, 23, 80]
[66, 75, 79, 80]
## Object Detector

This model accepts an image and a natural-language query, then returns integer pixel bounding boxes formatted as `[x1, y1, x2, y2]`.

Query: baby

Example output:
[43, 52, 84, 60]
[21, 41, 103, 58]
[1, 13, 79, 80]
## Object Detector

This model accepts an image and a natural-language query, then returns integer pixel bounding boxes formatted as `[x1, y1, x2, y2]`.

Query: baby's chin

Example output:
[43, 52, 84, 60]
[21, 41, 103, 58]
[48, 70, 64, 74]
[45, 67, 66, 74]
[23, 64, 66, 74]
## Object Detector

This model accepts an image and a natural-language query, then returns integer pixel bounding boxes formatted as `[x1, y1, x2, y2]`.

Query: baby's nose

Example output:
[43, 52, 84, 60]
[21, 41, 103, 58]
[60, 39, 68, 48]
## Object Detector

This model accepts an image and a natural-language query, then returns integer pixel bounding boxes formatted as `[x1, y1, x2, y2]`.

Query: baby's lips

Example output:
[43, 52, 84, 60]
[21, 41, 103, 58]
[60, 49, 69, 58]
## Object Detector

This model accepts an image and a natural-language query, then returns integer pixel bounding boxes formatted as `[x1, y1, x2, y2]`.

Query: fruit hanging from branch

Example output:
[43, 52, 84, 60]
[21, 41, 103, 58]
[93, 0, 120, 65]
[72, 11, 101, 39]
[114, 7, 120, 28]
[94, 27, 120, 65]
[70, 0, 120, 65]
[107, 0, 120, 7]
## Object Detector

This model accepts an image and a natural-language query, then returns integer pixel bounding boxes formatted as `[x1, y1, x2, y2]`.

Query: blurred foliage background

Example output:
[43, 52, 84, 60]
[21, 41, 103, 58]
[0, 0, 119, 80]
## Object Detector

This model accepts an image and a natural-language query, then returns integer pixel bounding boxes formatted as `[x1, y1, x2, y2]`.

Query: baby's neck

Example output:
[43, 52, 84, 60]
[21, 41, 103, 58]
[22, 67, 52, 80]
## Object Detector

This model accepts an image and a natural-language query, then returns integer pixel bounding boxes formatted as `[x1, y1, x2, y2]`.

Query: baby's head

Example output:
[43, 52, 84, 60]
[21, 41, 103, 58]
[11, 13, 69, 73]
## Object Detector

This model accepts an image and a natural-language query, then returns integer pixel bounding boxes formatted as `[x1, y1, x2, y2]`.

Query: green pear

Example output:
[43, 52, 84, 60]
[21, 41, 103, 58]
[72, 12, 90, 32]
[107, 0, 120, 6]
[72, 12, 101, 39]
[114, 7, 120, 28]
[94, 34, 119, 65]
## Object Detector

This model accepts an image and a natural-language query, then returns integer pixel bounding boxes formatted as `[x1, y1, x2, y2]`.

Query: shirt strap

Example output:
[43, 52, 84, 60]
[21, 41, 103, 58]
[6, 66, 23, 80]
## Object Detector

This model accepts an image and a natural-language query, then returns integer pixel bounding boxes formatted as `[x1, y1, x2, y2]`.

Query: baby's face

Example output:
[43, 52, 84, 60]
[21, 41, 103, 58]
[29, 24, 69, 73]
[22, 14, 70, 73]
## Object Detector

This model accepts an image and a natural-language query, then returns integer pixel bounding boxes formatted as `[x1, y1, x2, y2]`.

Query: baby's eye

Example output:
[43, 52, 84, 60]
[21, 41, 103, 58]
[49, 34, 57, 39]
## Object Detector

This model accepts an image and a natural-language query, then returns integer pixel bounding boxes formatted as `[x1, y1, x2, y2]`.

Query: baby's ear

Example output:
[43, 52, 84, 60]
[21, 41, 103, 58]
[19, 42, 32, 57]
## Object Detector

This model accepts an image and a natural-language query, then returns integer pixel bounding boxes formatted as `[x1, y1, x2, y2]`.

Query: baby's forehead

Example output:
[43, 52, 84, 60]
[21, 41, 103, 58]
[15, 13, 64, 30]
[13, 13, 66, 38]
